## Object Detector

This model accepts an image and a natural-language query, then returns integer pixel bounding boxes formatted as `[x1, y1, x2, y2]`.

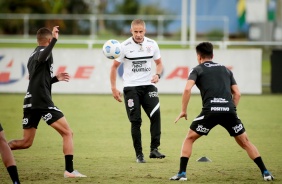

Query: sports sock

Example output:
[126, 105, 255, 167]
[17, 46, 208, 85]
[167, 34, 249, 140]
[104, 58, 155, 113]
[178, 157, 189, 174]
[65, 155, 74, 173]
[7, 165, 21, 184]
[253, 156, 267, 174]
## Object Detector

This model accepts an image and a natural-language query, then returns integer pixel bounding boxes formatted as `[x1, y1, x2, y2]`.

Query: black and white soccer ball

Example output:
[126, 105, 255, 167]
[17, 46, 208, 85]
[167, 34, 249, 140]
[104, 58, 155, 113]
[102, 39, 122, 59]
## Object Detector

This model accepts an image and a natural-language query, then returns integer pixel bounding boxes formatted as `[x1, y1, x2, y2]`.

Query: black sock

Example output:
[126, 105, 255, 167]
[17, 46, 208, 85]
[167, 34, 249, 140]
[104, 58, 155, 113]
[65, 155, 74, 173]
[7, 165, 21, 184]
[179, 157, 189, 174]
[254, 156, 267, 174]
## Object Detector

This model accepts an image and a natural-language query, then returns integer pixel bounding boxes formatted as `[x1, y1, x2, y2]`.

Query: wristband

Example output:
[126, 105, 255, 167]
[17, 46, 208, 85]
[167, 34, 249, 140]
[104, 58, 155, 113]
[156, 74, 161, 79]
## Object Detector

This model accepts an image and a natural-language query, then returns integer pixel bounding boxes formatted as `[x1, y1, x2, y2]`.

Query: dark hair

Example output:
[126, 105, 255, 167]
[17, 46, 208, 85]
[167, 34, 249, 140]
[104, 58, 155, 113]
[36, 27, 52, 42]
[196, 42, 213, 59]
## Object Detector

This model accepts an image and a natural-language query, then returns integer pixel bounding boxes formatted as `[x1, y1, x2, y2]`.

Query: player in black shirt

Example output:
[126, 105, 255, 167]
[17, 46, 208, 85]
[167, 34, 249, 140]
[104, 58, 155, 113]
[170, 42, 274, 181]
[0, 123, 21, 184]
[8, 26, 86, 178]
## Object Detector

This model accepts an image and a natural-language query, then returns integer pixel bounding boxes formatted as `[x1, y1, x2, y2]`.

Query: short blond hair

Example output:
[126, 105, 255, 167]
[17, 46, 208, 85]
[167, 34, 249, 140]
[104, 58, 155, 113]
[131, 19, 146, 29]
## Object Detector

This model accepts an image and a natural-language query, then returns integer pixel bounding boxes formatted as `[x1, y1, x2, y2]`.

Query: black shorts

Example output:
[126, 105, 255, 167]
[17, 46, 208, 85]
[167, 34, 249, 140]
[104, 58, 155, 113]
[190, 111, 245, 136]
[22, 107, 64, 129]
[0, 123, 3, 132]
[123, 85, 160, 122]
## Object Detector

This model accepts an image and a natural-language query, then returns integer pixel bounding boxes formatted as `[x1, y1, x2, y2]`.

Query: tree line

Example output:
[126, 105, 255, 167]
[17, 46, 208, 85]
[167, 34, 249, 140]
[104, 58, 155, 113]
[0, 0, 173, 36]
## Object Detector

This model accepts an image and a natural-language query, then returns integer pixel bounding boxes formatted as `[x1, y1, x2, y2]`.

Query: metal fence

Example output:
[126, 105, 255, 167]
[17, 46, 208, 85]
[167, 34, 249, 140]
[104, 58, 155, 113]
[0, 13, 229, 39]
[0, 13, 282, 49]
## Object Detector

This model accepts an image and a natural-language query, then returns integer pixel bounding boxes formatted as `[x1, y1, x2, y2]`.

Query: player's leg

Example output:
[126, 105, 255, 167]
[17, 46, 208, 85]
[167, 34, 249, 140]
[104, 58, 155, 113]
[48, 113, 86, 178]
[170, 129, 201, 181]
[223, 113, 274, 181]
[9, 110, 39, 150]
[141, 85, 164, 159]
[170, 112, 214, 181]
[0, 129, 15, 166]
[234, 132, 274, 181]
[123, 87, 144, 163]
[8, 128, 36, 150]
[50, 116, 73, 155]
[234, 132, 260, 159]
[0, 124, 21, 184]
[180, 129, 201, 158]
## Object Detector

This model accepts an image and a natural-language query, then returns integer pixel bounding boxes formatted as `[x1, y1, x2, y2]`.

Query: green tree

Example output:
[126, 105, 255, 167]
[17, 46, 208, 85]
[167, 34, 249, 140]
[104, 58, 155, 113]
[105, 0, 173, 36]
[0, 0, 90, 35]
[138, 2, 174, 34]
[106, 0, 139, 34]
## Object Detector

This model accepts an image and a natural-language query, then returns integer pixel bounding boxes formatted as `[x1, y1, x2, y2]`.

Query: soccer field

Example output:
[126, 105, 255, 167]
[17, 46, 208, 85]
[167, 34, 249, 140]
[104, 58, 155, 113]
[0, 94, 281, 183]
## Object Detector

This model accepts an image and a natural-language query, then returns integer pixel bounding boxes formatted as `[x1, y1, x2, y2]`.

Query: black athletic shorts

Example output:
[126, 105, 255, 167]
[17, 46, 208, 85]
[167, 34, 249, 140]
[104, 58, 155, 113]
[0, 123, 3, 132]
[22, 107, 64, 129]
[123, 85, 160, 122]
[190, 111, 245, 136]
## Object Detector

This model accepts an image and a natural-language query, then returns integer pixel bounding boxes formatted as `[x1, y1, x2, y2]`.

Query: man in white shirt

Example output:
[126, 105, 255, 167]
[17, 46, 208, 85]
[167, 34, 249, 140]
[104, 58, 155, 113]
[110, 19, 165, 163]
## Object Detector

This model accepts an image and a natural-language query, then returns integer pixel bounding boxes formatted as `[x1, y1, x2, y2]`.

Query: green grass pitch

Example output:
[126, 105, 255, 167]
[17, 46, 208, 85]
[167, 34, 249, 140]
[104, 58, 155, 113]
[0, 93, 281, 183]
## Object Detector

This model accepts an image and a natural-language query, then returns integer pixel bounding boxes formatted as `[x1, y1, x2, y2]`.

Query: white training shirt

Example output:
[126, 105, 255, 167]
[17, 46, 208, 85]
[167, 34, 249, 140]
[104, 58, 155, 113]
[115, 36, 161, 87]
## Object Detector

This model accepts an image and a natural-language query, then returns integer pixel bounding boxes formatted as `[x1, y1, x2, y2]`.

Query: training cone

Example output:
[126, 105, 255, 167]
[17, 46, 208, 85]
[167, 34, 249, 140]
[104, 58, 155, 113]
[196, 156, 212, 162]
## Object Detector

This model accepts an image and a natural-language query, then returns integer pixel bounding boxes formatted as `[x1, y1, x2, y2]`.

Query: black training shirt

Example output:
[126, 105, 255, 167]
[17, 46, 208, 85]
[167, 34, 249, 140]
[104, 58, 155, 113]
[188, 61, 237, 112]
[23, 38, 58, 110]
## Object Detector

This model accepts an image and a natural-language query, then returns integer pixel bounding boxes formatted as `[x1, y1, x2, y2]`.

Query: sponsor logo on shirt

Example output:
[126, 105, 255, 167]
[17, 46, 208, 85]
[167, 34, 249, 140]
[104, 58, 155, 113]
[132, 61, 151, 73]
[210, 98, 228, 103]
[210, 107, 230, 111]
[196, 124, 210, 133]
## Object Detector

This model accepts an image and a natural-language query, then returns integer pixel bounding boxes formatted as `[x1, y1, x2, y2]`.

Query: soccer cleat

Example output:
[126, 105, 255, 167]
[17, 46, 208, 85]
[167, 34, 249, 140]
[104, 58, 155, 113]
[170, 172, 187, 181]
[262, 170, 274, 181]
[136, 154, 146, 163]
[64, 170, 87, 178]
[149, 148, 165, 159]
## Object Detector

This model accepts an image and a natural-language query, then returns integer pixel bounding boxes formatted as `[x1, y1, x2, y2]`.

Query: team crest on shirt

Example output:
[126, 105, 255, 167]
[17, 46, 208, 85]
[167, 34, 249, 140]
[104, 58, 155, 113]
[128, 99, 134, 107]
[146, 46, 152, 53]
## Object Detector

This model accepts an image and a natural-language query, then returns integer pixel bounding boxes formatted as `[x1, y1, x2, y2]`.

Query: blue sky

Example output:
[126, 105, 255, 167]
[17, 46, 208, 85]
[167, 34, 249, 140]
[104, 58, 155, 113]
[141, 0, 240, 34]
[106, 0, 243, 34]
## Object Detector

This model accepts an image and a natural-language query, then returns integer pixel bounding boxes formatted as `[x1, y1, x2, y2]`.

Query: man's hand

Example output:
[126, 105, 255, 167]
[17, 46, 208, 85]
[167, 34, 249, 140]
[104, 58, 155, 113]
[151, 74, 160, 83]
[56, 72, 69, 82]
[52, 26, 59, 39]
[112, 88, 122, 102]
[174, 112, 187, 123]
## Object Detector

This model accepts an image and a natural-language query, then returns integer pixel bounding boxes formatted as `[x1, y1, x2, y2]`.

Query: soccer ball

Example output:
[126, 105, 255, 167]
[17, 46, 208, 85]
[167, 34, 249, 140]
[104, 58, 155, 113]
[102, 39, 122, 59]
